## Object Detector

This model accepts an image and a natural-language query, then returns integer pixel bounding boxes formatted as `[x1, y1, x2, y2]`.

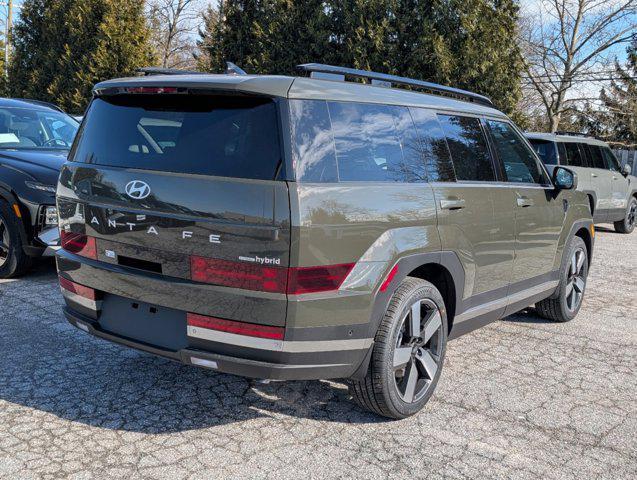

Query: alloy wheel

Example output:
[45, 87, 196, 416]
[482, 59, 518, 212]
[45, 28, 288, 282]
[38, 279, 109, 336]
[0, 217, 9, 268]
[565, 247, 586, 312]
[393, 299, 443, 403]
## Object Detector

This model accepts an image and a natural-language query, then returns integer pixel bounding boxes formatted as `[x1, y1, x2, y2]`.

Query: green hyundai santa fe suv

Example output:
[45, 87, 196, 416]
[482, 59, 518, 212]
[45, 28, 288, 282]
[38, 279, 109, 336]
[56, 64, 594, 419]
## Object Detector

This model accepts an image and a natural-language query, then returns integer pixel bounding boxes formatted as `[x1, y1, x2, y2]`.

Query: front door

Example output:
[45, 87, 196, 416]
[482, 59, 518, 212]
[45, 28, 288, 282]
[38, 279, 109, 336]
[485, 119, 563, 286]
[601, 146, 631, 220]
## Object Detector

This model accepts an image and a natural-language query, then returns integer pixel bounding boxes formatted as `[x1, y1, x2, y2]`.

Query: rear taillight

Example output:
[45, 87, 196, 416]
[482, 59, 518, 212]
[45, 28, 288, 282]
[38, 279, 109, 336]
[287, 263, 355, 294]
[190, 256, 354, 295]
[190, 256, 288, 293]
[60, 231, 97, 259]
[187, 313, 284, 340]
[59, 276, 97, 300]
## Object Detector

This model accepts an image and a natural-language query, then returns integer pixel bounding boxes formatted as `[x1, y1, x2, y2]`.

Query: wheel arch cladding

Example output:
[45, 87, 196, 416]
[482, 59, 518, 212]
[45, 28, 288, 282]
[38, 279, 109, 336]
[574, 226, 592, 268]
[405, 263, 457, 334]
[368, 252, 464, 339]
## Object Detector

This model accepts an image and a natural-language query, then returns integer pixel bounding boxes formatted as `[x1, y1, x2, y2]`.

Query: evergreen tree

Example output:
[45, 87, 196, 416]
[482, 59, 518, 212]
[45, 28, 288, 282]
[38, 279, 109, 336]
[598, 40, 637, 147]
[197, 0, 523, 114]
[8, 0, 155, 113]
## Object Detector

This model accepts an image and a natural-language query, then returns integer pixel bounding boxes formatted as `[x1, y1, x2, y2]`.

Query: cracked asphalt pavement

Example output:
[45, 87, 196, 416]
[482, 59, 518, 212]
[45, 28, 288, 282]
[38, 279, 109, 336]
[0, 227, 635, 479]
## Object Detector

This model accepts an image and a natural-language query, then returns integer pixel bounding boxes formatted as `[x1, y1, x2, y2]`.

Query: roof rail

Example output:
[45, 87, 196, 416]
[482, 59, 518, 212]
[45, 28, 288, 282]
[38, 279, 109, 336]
[554, 130, 590, 137]
[297, 63, 494, 108]
[137, 67, 206, 76]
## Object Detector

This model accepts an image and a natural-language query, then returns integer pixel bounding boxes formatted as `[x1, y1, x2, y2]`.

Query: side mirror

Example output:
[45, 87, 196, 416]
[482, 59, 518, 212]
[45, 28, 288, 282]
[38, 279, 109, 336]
[553, 166, 577, 190]
[622, 163, 632, 176]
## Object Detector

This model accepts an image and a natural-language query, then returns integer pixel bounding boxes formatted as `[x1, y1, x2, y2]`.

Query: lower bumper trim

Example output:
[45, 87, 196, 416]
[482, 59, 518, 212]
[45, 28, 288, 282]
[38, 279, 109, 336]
[64, 307, 369, 381]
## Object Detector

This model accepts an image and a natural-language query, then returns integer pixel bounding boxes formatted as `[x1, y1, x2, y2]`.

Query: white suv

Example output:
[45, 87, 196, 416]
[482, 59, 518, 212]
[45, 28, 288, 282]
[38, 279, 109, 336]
[526, 132, 637, 233]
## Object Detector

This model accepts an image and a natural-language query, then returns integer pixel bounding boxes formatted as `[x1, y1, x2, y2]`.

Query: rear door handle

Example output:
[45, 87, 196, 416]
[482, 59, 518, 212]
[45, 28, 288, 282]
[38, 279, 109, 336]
[440, 199, 466, 210]
[517, 197, 534, 208]
[591, 173, 598, 178]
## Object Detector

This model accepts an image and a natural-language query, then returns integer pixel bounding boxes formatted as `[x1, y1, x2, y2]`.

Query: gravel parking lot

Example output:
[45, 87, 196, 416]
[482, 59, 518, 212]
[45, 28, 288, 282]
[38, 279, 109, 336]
[0, 227, 635, 480]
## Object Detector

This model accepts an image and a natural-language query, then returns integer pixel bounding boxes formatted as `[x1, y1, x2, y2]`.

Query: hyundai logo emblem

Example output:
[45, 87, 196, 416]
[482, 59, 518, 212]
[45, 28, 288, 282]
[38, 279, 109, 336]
[125, 180, 151, 200]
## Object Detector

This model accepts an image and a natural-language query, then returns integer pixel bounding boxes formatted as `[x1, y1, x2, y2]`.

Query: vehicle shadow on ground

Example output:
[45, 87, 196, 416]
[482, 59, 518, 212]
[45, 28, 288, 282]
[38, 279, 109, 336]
[502, 308, 556, 325]
[0, 266, 386, 432]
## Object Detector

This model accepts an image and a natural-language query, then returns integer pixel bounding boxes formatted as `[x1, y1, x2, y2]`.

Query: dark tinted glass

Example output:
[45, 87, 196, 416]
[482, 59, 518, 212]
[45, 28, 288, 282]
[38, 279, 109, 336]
[579, 143, 592, 167]
[528, 139, 557, 166]
[327, 102, 417, 182]
[409, 108, 455, 182]
[557, 142, 568, 165]
[289, 100, 338, 182]
[600, 146, 621, 171]
[564, 142, 585, 166]
[487, 121, 548, 184]
[438, 114, 495, 181]
[72, 95, 281, 180]
[586, 144, 606, 169]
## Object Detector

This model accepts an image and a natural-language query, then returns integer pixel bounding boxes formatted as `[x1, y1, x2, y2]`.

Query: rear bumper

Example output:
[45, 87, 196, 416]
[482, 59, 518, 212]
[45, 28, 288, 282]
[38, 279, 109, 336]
[64, 307, 371, 380]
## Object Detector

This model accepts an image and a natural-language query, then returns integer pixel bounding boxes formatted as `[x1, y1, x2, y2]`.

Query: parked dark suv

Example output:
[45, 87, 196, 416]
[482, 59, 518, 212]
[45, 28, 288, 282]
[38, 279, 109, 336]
[57, 65, 594, 418]
[0, 98, 79, 278]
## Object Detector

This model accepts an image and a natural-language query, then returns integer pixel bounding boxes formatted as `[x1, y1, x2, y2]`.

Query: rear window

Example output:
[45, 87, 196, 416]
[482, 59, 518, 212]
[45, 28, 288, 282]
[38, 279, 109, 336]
[71, 95, 282, 180]
[528, 139, 557, 166]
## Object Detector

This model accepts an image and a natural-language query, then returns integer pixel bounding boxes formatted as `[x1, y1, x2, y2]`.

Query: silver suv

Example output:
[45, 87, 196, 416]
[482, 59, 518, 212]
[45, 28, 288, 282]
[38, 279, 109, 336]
[526, 132, 637, 233]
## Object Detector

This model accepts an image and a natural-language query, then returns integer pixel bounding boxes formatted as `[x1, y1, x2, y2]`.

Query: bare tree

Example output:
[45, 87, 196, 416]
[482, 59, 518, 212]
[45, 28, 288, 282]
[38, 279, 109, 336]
[521, 0, 637, 132]
[148, 0, 203, 69]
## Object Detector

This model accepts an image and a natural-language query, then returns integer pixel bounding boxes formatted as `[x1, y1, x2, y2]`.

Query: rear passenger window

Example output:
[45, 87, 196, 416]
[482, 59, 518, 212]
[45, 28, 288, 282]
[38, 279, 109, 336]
[409, 108, 455, 182]
[564, 142, 585, 167]
[486, 120, 549, 184]
[327, 102, 418, 182]
[557, 142, 568, 165]
[438, 114, 495, 181]
[586, 144, 606, 169]
[289, 100, 338, 182]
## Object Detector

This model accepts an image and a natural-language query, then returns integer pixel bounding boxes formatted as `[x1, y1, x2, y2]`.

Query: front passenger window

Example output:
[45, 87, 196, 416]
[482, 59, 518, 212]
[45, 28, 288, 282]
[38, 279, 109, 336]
[486, 120, 549, 184]
[601, 147, 621, 172]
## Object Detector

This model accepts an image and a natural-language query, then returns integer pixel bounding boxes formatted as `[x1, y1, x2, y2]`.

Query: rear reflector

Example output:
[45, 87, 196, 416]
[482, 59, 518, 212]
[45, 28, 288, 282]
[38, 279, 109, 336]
[61, 231, 97, 259]
[190, 256, 288, 293]
[190, 256, 355, 294]
[187, 313, 284, 340]
[287, 263, 355, 295]
[379, 264, 399, 292]
[59, 276, 97, 300]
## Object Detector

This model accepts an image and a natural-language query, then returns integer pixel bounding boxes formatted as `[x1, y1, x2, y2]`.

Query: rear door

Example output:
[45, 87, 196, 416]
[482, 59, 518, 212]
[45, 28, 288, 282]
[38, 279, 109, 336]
[582, 143, 614, 219]
[428, 112, 514, 308]
[485, 119, 563, 288]
[57, 91, 290, 325]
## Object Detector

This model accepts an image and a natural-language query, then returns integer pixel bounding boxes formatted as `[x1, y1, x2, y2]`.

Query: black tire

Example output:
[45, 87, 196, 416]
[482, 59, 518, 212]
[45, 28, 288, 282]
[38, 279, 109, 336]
[614, 197, 636, 234]
[0, 201, 32, 279]
[348, 277, 447, 419]
[535, 236, 588, 322]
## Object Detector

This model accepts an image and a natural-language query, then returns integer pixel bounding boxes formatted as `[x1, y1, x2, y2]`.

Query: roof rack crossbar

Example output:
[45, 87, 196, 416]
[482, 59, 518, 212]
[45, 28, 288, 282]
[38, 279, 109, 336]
[297, 63, 494, 107]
